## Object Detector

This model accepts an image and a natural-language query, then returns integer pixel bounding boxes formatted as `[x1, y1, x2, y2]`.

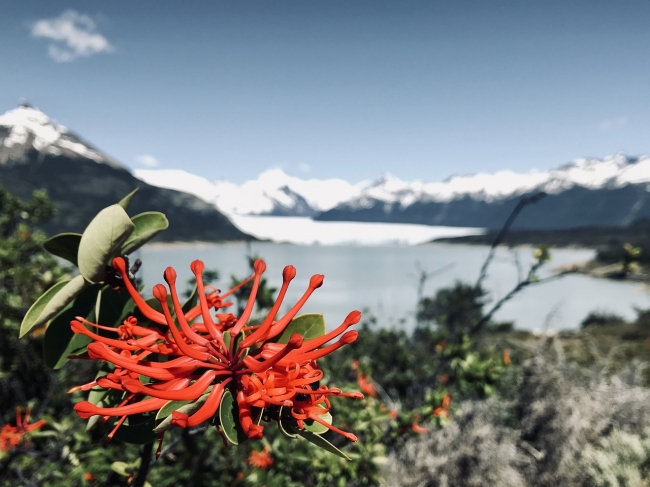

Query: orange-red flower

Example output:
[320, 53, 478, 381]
[248, 446, 273, 469]
[0, 407, 46, 452]
[503, 348, 511, 365]
[411, 422, 429, 434]
[432, 394, 451, 419]
[356, 373, 377, 398]
[70, 258, 362, 445]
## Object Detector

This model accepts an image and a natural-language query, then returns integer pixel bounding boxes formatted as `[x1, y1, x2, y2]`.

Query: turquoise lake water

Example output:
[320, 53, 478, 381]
[135, 242, 650, 333]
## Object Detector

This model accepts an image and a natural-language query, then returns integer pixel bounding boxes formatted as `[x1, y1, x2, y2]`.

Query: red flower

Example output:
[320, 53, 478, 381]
[70, 258, 362, 444]
[503, 348, 511, 365]
[433, 394, 451, 419]
[411, 422, 429, 434]
[0, 407, 46, 452]
[248, 446, 273, 470]
[356, 373, 377, 398]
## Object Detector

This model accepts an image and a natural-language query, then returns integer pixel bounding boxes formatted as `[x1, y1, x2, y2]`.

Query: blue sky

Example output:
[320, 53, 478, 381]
[2, 1, 649, 183]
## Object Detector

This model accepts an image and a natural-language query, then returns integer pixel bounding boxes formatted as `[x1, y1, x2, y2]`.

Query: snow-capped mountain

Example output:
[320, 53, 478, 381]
[317, 154, 650, 230]
[0, 103, 251, 242]
[135, 167, 370, 216]
[332, 154, 650, 209]
[0, 101, 120, 167]
[137, 154, 650, 230]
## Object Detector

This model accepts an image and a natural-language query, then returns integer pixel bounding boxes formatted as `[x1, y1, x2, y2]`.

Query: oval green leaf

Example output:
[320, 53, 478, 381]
[277, 407, 298, 438]
[19, 279, 71, 338]
[96, 287, 134, 329]
[121, 212, 169, 255]
[38, 275, 90, 328]
[296, 429, 352, 460]
[86, 401, 104, 432]
[273, 313, 326, 344]
[43, 283, 101, 369]
[182, 284, 198, 315]
[42, 233, 82, 266]
[87, 363, 115, 407]
[218, 389, 248, 445]
[110, 461, 132, 477]
[303, 405, 332, 435]
[78, 204, 135, 283]
[111, 416, 156, 445]
[117, 188, 138, 210]
[153, 392, 210, 434]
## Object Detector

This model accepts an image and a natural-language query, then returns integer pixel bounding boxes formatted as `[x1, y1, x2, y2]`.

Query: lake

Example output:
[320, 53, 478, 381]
[135, 242, 650, 333]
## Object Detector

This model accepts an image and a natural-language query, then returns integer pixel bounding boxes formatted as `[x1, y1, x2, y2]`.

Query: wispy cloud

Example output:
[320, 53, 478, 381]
[136, 155, 159, 168]
[599, 116, 628, 132]
[31, 10, 113, 63]
[298, 163, 311, 174]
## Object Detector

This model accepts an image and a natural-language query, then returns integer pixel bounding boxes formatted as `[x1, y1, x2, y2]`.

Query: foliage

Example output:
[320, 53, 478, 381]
[0, 187, 68, 414]
[386, 350, 650, 487]
[4, 185, 646, 487]
[416, 282, 488, 341]
[581, 310, 627, 328]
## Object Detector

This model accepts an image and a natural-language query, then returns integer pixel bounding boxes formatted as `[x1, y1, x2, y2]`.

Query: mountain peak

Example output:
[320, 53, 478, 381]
[0, 105, 120, 168]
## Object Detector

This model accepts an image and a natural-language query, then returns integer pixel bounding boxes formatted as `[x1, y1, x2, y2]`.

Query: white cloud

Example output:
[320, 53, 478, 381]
[298, 162, 311, 174]
[136, 154, 159, 168]
[31, 10, 113, 63]
[599, 116, 628, 132]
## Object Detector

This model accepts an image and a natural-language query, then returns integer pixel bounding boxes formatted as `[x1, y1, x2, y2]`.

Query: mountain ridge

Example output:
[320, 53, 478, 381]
[0, 104, 253, 242]
[136, 154, 650, 231]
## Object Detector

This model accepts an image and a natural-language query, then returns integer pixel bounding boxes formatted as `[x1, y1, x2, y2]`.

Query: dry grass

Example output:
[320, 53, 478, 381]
[385, 343, 650, 487]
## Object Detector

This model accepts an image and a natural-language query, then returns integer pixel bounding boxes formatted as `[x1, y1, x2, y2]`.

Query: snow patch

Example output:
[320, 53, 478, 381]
[228, 215, 483, 246]
[0, 104, 114, 165]
[135, 167, 371, 216]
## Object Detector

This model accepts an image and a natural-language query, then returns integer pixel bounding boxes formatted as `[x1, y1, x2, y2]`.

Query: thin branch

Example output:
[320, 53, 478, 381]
[415, 262, 455, 303]
[476, 270, 573, 331]
[132, 441, 154, 487]
[475, 193, 546, 290]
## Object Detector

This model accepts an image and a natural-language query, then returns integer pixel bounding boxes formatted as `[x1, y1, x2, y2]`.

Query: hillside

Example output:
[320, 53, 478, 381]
[0, 104, 253, 242]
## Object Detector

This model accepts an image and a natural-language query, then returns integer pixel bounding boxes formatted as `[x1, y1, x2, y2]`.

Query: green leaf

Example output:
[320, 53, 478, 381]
[182, 284, 198, 315]
[42, 233, 82, 266]
[156, 400, 193, 421]
[121, 212, 169, 255]
[295, 429, 352, 460]
[117, 188, 138, 210]
[218, 389, 248, 445]
[77, 204, 135, 283]
[153, 393, 210, 434]
[111, 415, 156, 445]
[39, 275, 90, 327]
[302, 405, 332, 435]
[96, 287, 134, 329]
[87, 363, 115, 407]
[110, 461, 132, 477]
[19, 279, 71, 338]
[223, 331, 245, 354]
[277, 407, 298, 438]
[43, 284, 101, 369]
[86, 401, 104, 432]
[273, 313, 326, 344]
